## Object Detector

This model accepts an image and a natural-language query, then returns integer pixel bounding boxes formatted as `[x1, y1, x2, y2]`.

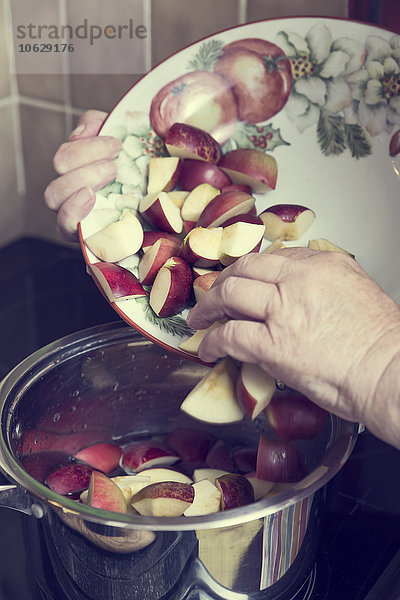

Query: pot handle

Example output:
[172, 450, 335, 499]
[0, 483, 45, 518]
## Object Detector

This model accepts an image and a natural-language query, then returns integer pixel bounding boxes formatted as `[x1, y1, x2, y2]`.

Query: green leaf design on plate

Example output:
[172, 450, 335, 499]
[135, 296, 194, 337]
[317, 111, 346, 156]
[187, 39, 224, 71]
[229, 122, 290, 152]
[343, 122, 371, 159]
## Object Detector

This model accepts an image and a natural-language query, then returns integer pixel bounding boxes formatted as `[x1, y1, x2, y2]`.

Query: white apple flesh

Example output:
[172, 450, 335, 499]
[138, 238, 182, 285]
[165, 122, 222, 163]
[218, 148, 278, 193]
[192, 468, 230, 484]
[236, 362, 276, 420]
[88, 262, 147, 302]
[259, 205, 316, 241]
[180, 183, 220, 222]
[131, 481, 194, 517]
[183, 479, 221, 516]
[139, 192, 183, 234]
[244, 473, 275, 500]
[134, 467, 193, 484]
[149, 256, 192, 317]
[178, 320, 227, 355]
[181, 227, 223, 268]
[85, 210, 144, 263]
[197, 190, 256, 228]
[147, 156, 182, 194]
[218, 222, 265, 266]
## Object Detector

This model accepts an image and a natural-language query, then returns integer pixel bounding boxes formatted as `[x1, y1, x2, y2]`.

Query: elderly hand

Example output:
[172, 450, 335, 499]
[44, 110, 121, 241]
[187, 248, 400, 448]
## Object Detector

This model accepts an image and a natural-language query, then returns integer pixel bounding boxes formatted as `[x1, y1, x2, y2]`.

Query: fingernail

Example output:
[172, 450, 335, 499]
[75, 186, 94, 207]
[109, 137, 122, 154]
[70, 123, 85, 138]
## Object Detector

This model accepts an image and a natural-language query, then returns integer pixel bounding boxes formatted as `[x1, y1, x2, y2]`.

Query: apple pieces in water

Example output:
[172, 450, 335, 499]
[74, 443, 122, 474]
[46, 463, 94, 497]
[88, 471, 128, 513]
[131, 481, 194, 517]
[216, 473, 255, 510]
[121, 441, 180, 473]
[256, 435, 308, 483]
[183, 479, 221, 516]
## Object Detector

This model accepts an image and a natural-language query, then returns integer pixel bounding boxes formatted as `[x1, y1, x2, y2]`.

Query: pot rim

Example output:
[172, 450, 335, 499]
[0, 322, 359, 531]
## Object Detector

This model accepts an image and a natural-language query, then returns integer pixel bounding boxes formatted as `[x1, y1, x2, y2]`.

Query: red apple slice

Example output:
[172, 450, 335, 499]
[218, 148, 278, 193]
[256, 435, 307, 483]
[168, 191, 190, 209]
[193, 271, 220, 302]
[216, 473, 254, 509]
[181, 183, 220, 222]
[259, 205, 316, 241]
[121, 441, 180, 473]
[218, 222, 265, 266]
[74, 443, 122, 474]
[183, 479, 221, 516]
[131, 481, 194, 516]
[180, 358, 244, 424]
[192, 266, 217, 279]
[85, 210, 144, 262]
[221, 184, 252, 194]
[232, 446, 257, 474]
[142, 230, 182, 252]
[138, 238, 182, 285]
[205, 440, 235, 471]
[46, 463, 94, 497]
[88, 262, 147, 302]
[149, 256, 192, 317]
[139, 192, 183, 234]
[181, 227, 223, 267]
[166, 429, 213, 465]
[136, 467, 193, 484]
[244, 473, 275, 500]
[192, 468, 230, 483]
[308, 238, 355, 257]
[147, 156, 182, 194]
[87, 471, 127, 513]
[197, 191, 256, 228]
[166, 122, 222, 163]
[236, 363, 276, 420]
[180, 159, 232, 191]
[178, 320, 227, 355]
[111, 475, 152, 502]
[219, 213, 264, 227]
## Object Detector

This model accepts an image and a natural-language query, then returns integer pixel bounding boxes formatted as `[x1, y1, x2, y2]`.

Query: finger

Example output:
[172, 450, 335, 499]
[207, 252, 289, 290]
[44, 160, 117, 211]
[53, 136, 122, 175]
[69, 110, 108, 140]
[187, 276, 279, 329]
[57, 187, 96, 242]
[197, 319, 271, 365]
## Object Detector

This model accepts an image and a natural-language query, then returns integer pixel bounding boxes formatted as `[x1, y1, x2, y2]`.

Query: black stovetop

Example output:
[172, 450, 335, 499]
[0, 238, 399, 600]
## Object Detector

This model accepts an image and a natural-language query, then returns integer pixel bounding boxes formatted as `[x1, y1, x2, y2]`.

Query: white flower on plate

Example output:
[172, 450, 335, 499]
[276, 22, 365, 131]
[345, 35, 400, 135]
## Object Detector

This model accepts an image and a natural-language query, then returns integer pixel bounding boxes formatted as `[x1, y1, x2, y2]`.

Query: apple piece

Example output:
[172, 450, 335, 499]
[232, 446, 257, 474]
[221, 184, 252, 194]
[178, 320, 227, 355]
[183, 220, 197, 235]
[168, 190, 190, 209]
[264, 388, 328, 441]
[192, 468, 230, 483]
[218, 222, 265, 266]
[46, 463, 94, 497]
[236, 363, 276, 420]
[139, 192, 183, 234]
[165, 122, 222, 163]
[218, 149, 277, 193]
[74, 443, 122, 474]
[244, 473, 275, 500]
[215, 473, 254, 509]
[166, 429, 213, 465]
[180, 358, 244, 424]
[85, 210, 144, 262]
[131, 481, 194, 516]
[87, 471, 127, 513]
[137, 467, 193, 485]
[181, 183, 220, 222]
[121, 441, 180, 473]
[180, 159, 232, 191]
[147, 156, 182, 194]
[256, 435, 307, 483]
[181, 226, 223, 268]
[138, 238, 182, 285]
[205, 440, 235, 472]
[263, 239, 286, 253]
[183, 479, 221, 516]
[197, 190, 255, 229]
[308, 238, 355, 257]
[142, 230, 182, 252]
[111, 475, 152, 502]
[259, 205, 316, 241]
[88, 263, 147, 302]
[220, 213, 264, 227]
[21, 452, 71, 484]
[149, 256, 192, 317]
[192, 266, 217, 279]
[193, 271, 220, 302]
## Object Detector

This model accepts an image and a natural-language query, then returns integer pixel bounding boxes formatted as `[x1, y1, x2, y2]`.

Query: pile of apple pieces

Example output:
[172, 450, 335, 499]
[83, 122, 327, 318]
[42, 380, 327, 517]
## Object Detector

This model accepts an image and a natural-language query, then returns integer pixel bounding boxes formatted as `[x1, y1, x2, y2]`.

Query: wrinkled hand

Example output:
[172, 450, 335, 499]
[187, 248, 400, 444]
[44, 110, 122, 241]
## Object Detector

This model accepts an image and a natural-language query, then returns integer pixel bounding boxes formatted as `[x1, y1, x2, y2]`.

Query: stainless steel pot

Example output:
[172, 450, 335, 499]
[0, 323, 359, 599]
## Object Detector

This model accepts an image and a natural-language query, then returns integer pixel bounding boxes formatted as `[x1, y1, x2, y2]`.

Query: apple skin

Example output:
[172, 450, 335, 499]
[256, 435, 307, 483]
[218, 222, 265, 266]
[235, 362, 276, 420]
[183, 479, 221, 516]
[149, 70, 238, 144]
[197, 190, 256, 228]
[138, 238, 182, 286]
[149, 256, 193, 317]
[21, 452, 71, 484]
[45, 463, 94, 497]
[193, 468, 230, 483]
[180, 159, 232, 191]
[221, 184, 252, 194]
[147, 156, 182, 194]
[166, 122, 222, 163]
[88, 262, 148, 302]
[193, 271, 220, 302]
[142, 230, 182, 252]
[139, 192, 183, 235]
[74, 443, 122, 474]
[259, 204, 315, 241]
[181, 183, 221, 223]
[216, 473, 255, 509]
[166, 429, 214, 466]
[88, 471, 127, 513]
[218, 149, 278, 193]
[131, 481, 195, 517]
[121, 441, 180, 473]
[181, 227, 223, 268]
[214, 38, 292, 123]
[220, 213, 264, 228]
[264, 389, 328, 441]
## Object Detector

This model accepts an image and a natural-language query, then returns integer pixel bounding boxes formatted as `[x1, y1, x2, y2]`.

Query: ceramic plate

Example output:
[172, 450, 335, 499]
[80, 17, 400, 360]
